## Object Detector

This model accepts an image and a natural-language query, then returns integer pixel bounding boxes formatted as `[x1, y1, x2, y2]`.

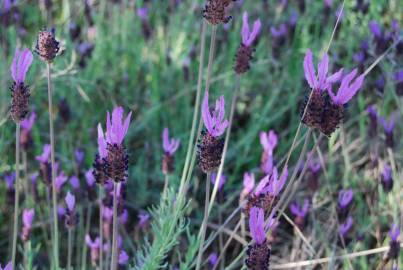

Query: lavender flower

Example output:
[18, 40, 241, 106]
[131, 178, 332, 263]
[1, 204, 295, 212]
[138, 212, 150, 229]
[198, 91, 228, 172]
[203, 0, 234, 25]
[162, 128, 180, 174]
[246, 207, 271, 269]
[369, 20, 382, 39]
[65, 192, 76, 212]
[36, 144, 51, 163]
[4, 172, 15, 190]
[105, 107, 132, 146]
[290, 199, 310, 218]
[55, 171, 68, 193]
[235, 12, 261, 74]
[209, 252, 218, 267]
[381, 165, 393, 192]
[260, 130, 278, 175]
[394, 70, 403, 95]
[211, 172, 227, 192]
[86, 169, 96, 187]
[137, 7, 148, 20]
[326, 69, 365, 105]
[120, 209, 129, 225]
[339, 216, 353, 237]
[20, 111, 36, 149]
[36, 30, 60, 62]
[118, 250, 129, 265]
[21, 208, 35, 241]
[74, 149, 85, 165]
[366, 105, 378, 138]
[201, 91, 228, 137]
[254, 167, 289, 197]
[85, 235, 100, 266]
[338, 189, 354, 209]
[70, 175, 80, 190]
[65, 191, 77, 228]
[387, 223, 400, 259]
[10, 47, 33, 122]
[20, 111, 36, 131]
[379, 115, 395, 148]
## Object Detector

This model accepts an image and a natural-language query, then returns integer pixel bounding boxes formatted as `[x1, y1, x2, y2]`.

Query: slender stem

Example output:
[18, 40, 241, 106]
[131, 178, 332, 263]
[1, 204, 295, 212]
[67, 228, 73, 270]
[163, 174, 169, 198]
[11, 123, 21, 269]
[184, 25, 218, 189]
[99, 186, 104, 270]
[179, 20, 207, 193]
[47, 62, 59, 269]
[110, 182, 119, 270]
[195, 173, 211, 270]
[82, 205, 92, 270]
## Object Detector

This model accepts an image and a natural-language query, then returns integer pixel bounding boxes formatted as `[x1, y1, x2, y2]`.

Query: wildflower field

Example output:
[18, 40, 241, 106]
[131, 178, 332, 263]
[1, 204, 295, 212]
[0, 0, 402, 269]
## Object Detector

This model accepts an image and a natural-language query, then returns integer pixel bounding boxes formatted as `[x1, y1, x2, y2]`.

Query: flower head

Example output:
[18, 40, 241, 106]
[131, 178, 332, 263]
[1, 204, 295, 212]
[290, 199, 310, 218]
[65, 191, 76, 212]
[381, 165, 392, 183]
[249, 207, 266, 245]
[85, 169, 96, 187]
[389, 223, 400, 242]
[85, 234, 100, 249]
[211, 173, 227, 191]
[255, 166, 288, 196]
[97, 123, 108, 158]
[162, 127, 180, 155]
[241, 12, 261, 47]
[20, 111, 36, 131]
[11, 48, 33, 84]
[209, 252, 218, 266]
[394, 70, 403, 83]
[70, 176, 80, 190]
[119, 250, 129, 265]
[74, 149, 85, 164]
[202, 91, 228, 137]
[137, 7, 148, 20]
[270, 24, 287, 38]
[55, 171, 68, 192]
[338, 188, 354, 208]
[4, 172, 15, 190]
[138, 212, 150, 229]
[339, 216, 353, 237]
[242, 172, 255, 195]
[366, 105, 378, 119]
[303, 49, 344, 92]
[327, 69, 365, 105]
[105, 107, 132, 145]
[379, 115, 395, 134]
[0, 262, 12, 270]
[36, 144, 51, 163]
[22, 208, 35, 229]
[369, 20, 382, 38]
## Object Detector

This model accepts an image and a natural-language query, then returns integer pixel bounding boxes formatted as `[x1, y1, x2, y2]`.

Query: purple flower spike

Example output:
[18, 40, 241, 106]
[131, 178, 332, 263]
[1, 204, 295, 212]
[241, 12, 261, 47]
[22, 208, 35, 229]
[369, 20, 382, 38]
[380, 115, 395, 133]
[0, 262, 12, 270]
[74, 149, 84, 164]
[303, 49, 344, 91]
[249, 207, 266, 245]
[70, 176, 80, 190]
[290, 199, 310, 218]
[10, 48, 34, 84]
[327, 69, 365, 105]
[20, 112, 36, 131]
[97, 123, 108, 158]
[85, 169, 96, 187]
[202, 91, 229, 137]
[118, 250, 129, 265]
[137, 7, 148, 20]
[389, 223, 400, 242]
[211, 173, 227, 191]
[85, 234, 100, 249]
[105, 107, 132, 145]
[209, 252, 218, 266]
[55, 171, 68, 192]
[36, 144, 51, 163]
[255, 166, 288, 196]
[138, 212, 150, 229]
[162, 128, 180, 155]
[381, 165, 392, 183]
[259, 130, 278, 153]
[339, 216, 353, 237]
[270, 24, 287, 38]
[338, 188, 354, 208]
[366, 105, 378, 118]
[4, 172, 16, 189]
[65, 191, 76, 212]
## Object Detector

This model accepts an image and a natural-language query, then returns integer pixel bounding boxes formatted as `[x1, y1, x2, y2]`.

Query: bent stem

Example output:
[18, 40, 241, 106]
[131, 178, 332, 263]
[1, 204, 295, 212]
[11, 123, 21, 269]
[67, 228, 73, 270]
[110, 182, 119, 270]
[47, 62, 59, 269]
[195, 173, 211, 270]
[178, 20, 207, 194]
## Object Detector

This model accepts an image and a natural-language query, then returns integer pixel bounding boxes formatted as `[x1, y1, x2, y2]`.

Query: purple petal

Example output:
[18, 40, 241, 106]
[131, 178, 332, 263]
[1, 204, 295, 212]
[22, 208, 35, 228]
[16, 49, 33, 83]
[162, 128, 170, 152]
[243, 172, 255, 192]
[245, 19, 261, 46]
[10, 48, 20, 82]
[317, 54, 329, 89]
[86, 169, 96, 187]
[97, 124, 107, 158]
[118, 250, 129, 265]
[65, 191, 76, 212]
[336, 74, 364, 104]
[303, 49, 318, 89]
[241, 12, 250, 45]
[369, 20, 382, 38]
[202, 91, 213, 134]
[327, 68, 344, 84]
[249, 207, 266, 245]
[20, 111, 36, 131]
[388, 223, 400, 241]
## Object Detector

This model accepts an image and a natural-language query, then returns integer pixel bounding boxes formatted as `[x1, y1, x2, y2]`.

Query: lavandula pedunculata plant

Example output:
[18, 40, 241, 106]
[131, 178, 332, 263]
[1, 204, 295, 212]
[20, 112, 35, 151]
[379, 115, 395, 149]
[337, 188, 353, 221]
[259, 130, 278, 175]
[85, 235, 101, 267]
[162, 128, 180, 196]
[9, 46, 33, 269]
[36, 28, 61, 268]
[0, 262, 12, 270]
[245, 207, 273, 270]
[380, 165, 393, 193]
[289, 198, 310, 230]
[65, 192, 77, 270]
[97, 107, 131, 270]
[339, 216, 353, 240]
[386, 224, 400, 262]
[203, 0, 235, 25]
[21, 208, 34, 242]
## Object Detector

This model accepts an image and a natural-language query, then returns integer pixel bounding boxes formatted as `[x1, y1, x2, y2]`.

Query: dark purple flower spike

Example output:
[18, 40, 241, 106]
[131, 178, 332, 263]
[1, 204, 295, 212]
[387, 223, 400, 260]
[246, 207, 271, 270]
[198, 91, 228, 173]
[379, 115, 395, 148]
[235, 12, 261, 74]
[381, 165, 393, 193]
[162, 127, 180, 175]
[338, 188, 354, 209]
[339, 216, 353, 238]
[10, 47, 33, 122]
[203, 0, 234, 25]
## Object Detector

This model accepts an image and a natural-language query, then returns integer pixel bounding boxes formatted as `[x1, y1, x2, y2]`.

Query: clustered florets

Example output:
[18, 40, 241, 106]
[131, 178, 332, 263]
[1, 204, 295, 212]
[161, 127, 180, 175]
[203, 0, 235, 25]
[35, 30, 60, 62]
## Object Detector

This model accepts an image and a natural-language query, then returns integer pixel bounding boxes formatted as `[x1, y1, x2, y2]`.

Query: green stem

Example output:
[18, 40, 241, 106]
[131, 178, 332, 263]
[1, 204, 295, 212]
[178, 20, 207, 193]
[47, 62, 59, 269]
[67, 228, 73, 270]
[11, 123, 21, 269]
[99, 186, 104, 270]
[82, 205, 92, 270]
[195, 173, 211, 270]
[110, 182, 119, 270]
[163, 174, 169, 199]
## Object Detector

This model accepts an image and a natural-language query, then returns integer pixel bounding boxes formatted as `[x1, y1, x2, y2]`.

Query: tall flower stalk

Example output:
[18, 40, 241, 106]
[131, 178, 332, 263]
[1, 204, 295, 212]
[36, 29, 60, 268]
[9, 47, 33, 269]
